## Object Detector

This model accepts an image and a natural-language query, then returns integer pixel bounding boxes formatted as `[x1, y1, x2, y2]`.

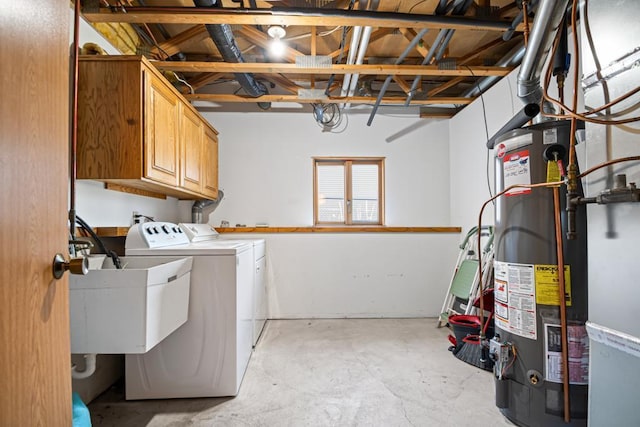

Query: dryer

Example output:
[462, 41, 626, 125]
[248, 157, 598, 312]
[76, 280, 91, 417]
[180, 223, 267, 346]
[124, 222, 254, 399]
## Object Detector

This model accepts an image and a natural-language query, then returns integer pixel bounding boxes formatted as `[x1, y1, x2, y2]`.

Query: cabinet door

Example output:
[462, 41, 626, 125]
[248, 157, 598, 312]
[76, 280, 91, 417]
[201, 126, 219, 199]
[144, 71, 179, 186]
[180, 105, 203, 193]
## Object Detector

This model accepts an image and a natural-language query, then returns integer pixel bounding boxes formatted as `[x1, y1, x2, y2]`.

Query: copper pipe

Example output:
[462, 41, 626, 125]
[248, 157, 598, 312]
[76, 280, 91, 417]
[553, 185, 571, 423]
[521, 0, 530, 45]
[70, 0, 81, 240]
[577, 156, 640, 179]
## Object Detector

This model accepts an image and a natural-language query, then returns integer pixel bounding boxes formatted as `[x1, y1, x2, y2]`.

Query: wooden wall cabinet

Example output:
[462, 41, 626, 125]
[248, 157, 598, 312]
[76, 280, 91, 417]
[77, 55, 219, 200]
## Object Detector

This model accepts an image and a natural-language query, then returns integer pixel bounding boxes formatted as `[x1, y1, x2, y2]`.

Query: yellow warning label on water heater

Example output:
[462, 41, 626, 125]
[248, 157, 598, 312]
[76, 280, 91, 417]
[546, 161, 561, 184]
[535, 265, 572, 306]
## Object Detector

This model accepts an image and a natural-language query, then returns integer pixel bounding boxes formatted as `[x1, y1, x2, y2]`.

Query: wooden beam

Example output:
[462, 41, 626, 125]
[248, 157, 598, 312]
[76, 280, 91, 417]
[427, 76, 465, 97]
[328, 28, 395, 59]
[150, 24, 208, 58]
[236, 25, 305, 63]
[259, 74, 301, 94]
[154, 61, 513, 77]
[83, 8, 513, 32]
[393, 76, 413, 94]
[457, 34, 521, 65]
[399, 28, 429, 58]
[419, 107, 458, 118]
[185, 72, 226, 92]
[185, 93, 472, 105]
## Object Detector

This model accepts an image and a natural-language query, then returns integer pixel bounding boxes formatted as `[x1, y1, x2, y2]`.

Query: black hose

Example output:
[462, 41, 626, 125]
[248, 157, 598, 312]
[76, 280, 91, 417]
[76, 215, 122, 269]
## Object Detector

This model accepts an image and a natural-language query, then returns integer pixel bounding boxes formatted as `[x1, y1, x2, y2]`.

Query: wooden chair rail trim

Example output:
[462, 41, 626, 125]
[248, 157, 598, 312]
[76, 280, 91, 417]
[216, 226, 462, 234]
[95, 226, 462, 236]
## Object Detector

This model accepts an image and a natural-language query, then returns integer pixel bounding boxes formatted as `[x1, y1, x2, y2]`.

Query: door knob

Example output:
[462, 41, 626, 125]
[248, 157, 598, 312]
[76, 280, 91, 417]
[52, 253, 89, 280]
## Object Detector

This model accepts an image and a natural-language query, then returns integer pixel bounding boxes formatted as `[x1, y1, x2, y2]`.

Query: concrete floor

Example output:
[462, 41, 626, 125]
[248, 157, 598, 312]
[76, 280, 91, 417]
[89, 319, 514, 426]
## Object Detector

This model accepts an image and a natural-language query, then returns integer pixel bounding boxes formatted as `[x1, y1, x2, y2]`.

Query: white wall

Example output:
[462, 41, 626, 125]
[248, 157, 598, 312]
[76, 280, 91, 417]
[448, 72, 519, 232]
[199, 111, 460, 318]
[204, 111, 451, 227]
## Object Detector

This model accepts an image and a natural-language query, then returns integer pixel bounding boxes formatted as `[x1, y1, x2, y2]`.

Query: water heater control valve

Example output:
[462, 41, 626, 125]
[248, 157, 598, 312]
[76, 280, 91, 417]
[489, 335, 513, 380]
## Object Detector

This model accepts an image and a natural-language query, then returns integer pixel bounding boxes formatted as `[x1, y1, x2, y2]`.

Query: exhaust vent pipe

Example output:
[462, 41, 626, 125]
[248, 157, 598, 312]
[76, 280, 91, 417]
[486, 0, 569, 149]
[516, 0, 570, 105]
[193, 0, 270, 109]
[192, 190, 224, 224]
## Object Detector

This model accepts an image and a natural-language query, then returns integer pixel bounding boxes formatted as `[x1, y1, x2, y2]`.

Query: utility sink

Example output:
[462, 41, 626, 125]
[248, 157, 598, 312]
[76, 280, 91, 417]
[69, 256, 193, 354]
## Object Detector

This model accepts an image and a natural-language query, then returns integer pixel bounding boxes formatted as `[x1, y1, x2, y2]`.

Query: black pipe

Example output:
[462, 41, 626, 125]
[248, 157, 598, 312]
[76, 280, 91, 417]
[193, 0, 269, 108]
[136, 0, 186, 61]
[486, 103, 540, 149]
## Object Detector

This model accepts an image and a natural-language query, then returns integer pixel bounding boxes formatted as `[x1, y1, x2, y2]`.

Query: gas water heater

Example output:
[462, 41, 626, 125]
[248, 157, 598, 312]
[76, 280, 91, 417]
[491, 120, 589, 426]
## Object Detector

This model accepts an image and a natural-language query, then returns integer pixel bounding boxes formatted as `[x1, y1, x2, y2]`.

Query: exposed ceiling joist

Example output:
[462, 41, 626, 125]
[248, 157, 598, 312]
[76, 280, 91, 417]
[185, 72, 227, 92]
[154, 61, 513, 76]
[393, 76, 414, 94]
[260, 74, 302, 94]
[427, 76, 465, 97]
[186, 93, 472, 105]
[83, 8, 515, 32]
[398, 28, 430, 58]
[150, 24, 208, 58]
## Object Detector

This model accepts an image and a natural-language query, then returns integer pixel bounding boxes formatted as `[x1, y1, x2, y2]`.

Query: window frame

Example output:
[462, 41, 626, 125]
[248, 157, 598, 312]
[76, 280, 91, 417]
[313, 157, 385, 226]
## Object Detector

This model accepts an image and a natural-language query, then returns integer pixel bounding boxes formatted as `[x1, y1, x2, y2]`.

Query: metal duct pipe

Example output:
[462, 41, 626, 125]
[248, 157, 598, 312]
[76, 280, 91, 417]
[517, 0, 570, 105]
[404, 0, 472, 106]
[462, 43, 526, 98]
[193, 0, 269, 108]
[342, 0, 379, 101]
[486, 103, 540, 149]
[404, 29, 449, 105]
[366, 28, 429, 126]
[192, 190, 224, 224]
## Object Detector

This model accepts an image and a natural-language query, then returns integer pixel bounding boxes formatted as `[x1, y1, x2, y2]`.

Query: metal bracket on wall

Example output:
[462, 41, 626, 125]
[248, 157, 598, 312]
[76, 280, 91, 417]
[582, 48, 640, 90]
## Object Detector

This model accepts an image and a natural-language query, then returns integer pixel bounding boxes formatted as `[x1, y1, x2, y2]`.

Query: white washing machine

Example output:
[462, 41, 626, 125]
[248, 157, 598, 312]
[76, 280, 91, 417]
[180, 223, 267, 346]
[124, 222, 254, 399]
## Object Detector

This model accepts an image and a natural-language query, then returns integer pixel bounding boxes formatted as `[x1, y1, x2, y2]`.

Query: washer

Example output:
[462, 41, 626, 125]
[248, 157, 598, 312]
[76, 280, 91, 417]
[180, 223, 267, 346]
[124, 222, 254, 399]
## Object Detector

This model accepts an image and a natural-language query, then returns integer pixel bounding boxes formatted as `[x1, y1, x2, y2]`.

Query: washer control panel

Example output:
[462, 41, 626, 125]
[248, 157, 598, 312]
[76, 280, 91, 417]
[126, 222, 190, 249]
[178, 223, 220, 242]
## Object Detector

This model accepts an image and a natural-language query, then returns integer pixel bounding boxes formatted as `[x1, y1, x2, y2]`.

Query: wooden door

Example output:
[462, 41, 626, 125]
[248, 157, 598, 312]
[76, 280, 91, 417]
[202, 126, 219, 199]
[181, 105, 204, 193]
[144, 70, 179, 186]
[0, 1, 72, 425]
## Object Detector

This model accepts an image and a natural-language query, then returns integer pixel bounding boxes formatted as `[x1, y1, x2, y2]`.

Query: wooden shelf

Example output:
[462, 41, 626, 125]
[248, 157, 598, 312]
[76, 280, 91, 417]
[216, 226, 462, 234]
[94, 226, 461, 237]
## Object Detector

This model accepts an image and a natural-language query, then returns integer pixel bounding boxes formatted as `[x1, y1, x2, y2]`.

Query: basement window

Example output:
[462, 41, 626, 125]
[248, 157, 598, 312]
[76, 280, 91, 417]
[313, 157, 385, 226]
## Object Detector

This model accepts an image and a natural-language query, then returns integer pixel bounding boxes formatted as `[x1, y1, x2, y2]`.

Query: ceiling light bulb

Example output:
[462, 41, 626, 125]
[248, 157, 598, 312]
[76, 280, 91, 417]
[267, 25, 287, 58]
[270, 37, 286, 57]
[267, 25, 286, 40]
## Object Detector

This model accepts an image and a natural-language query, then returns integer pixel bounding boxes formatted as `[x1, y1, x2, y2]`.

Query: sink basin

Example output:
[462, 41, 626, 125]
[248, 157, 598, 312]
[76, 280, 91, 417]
[69, 256, 193, 354]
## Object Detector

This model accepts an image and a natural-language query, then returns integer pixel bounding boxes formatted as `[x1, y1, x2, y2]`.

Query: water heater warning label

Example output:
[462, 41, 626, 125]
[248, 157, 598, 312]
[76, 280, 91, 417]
[535, 265, 572, 306]
[503, 149, 531, 197]
[494, 261, 537, 340]
[545, 323, 589, 384]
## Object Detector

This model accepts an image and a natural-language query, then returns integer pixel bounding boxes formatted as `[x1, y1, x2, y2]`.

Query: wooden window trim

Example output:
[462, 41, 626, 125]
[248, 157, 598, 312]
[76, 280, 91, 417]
[313, 157, 385, 226]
